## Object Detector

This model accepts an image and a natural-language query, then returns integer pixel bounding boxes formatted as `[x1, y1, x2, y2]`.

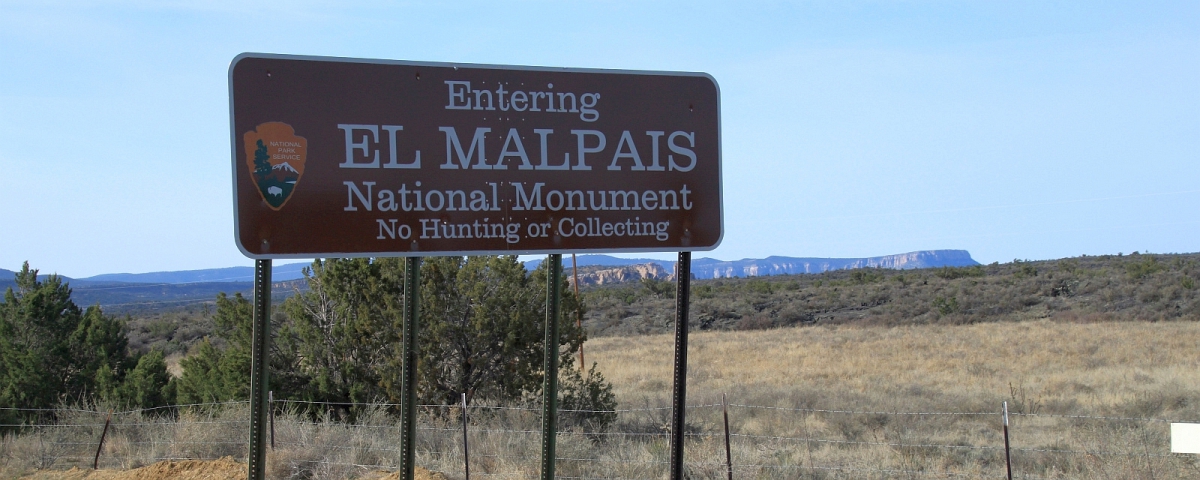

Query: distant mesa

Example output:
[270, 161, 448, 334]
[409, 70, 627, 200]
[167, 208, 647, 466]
[0, 251, 979, 311]
[691, 250, 979, 279]
[532, 250, 980, 285]
[569, 262, 674, 287]
[3, 251, 976, 288]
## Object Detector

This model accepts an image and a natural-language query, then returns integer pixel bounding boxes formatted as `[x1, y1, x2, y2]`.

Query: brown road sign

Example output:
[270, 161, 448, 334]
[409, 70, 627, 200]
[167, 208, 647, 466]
[230, 53, 721, 258]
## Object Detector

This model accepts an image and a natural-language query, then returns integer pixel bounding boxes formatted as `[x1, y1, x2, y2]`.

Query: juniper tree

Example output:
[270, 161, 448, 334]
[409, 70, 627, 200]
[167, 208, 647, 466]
[278, 258, 404, 416]
[179, 256, 615, 428]
[176, 292, 302, 404]
[0, 263, 173, 427]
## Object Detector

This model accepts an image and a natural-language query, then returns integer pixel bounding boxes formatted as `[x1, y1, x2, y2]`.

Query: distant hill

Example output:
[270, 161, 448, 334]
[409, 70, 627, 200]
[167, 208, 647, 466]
[2, 262, 312, 287]
[0, 267, 73, 291]
[579, 251, 1200, 336]
[1, 251, 976, 312]
[532, 250, 979, 282]
[0, 264, 306, 314]
[81, 262, 313, 284]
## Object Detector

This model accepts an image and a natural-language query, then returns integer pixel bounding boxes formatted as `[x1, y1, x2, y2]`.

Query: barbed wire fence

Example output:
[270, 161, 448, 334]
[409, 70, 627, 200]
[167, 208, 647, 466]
[3, 397, 1200, 479]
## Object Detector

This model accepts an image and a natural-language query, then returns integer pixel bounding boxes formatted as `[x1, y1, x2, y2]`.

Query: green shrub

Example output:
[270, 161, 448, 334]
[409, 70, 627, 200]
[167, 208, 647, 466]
[935, 266, 985, 280]
[557, 362, 618, 432]
[933, 296, 960, 315]
[1126, 256, 1164, 281]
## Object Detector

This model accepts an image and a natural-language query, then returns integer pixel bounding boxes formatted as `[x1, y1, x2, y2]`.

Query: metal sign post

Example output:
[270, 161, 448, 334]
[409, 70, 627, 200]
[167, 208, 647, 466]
[540, 254, 563, 480]
[572, 253, 584, 369]
[248, 259, 272, 480]
[400, 257, 421, 480]
[669, 251, 691, 480]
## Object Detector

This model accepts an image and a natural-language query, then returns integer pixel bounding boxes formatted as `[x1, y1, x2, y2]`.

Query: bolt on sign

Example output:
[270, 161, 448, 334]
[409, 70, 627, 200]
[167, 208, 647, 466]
[230, 53, 722, 257]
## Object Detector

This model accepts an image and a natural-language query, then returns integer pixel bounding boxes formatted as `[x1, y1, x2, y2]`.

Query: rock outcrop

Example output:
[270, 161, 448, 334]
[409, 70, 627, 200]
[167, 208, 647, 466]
[568, 263, 670, 286]
[558, 250, 981, 284]
[691, 250, 979, 279]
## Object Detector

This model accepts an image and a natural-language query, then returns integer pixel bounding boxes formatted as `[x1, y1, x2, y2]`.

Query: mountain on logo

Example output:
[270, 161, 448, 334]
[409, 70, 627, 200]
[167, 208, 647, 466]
[243, 123, 307, 210]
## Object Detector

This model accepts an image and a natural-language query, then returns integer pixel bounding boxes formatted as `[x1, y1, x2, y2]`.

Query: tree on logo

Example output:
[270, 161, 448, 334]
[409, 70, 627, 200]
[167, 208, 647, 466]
[253, 140, 271, 176]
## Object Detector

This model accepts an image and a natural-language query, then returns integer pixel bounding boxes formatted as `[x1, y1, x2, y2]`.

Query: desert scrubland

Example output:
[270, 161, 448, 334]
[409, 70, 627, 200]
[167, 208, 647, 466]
[6, 318, 1200, 479]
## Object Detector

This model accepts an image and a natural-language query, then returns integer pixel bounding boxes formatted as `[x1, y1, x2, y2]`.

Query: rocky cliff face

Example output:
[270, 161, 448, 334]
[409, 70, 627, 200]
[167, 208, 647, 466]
[570, 263, 671, 286]
[690, 250, 979, 279]
[560, 250, 980, 285]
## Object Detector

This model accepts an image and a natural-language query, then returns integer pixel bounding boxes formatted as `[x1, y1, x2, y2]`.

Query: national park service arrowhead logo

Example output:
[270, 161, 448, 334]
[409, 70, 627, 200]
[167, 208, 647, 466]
[243, 122, 307, 210]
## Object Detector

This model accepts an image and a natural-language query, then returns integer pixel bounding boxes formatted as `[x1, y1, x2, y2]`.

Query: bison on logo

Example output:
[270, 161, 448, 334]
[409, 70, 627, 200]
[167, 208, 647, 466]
[243, 122, 307, 210]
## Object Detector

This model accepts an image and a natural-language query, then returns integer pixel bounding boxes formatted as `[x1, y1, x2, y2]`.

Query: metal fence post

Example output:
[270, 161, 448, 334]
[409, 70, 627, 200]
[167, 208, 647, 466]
[669, 251, 692, 480]
[540, 254, 563, 480]
[723, 393, 732, 480]
[93, 410, 112, 469]
[248, 258, 272, 480]
[269, 390, 275, 450]
[462, 392, 470, 480]
[400, 256, 422, 480]
[1003, 401, 1013, 480]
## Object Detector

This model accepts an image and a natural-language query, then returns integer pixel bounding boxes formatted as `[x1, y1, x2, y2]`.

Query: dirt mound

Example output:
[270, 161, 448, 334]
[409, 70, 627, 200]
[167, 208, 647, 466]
[358, 468, 449, 480]
[20, 459, 448, 480]
[22, 457, 247, 480]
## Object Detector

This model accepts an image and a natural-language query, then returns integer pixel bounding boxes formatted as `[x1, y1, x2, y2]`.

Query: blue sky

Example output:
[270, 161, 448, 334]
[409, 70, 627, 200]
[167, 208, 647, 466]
[1, 1, 1197, 277]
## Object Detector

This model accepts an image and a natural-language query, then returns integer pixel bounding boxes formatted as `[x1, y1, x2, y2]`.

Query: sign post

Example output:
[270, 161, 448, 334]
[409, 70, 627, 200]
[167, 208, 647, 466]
[399, 257, 421, 478]
[229, 53, 721, 480]
[247, 259, 271, 480]
[669, 252, 691, 479]
[540, 254, 563, 480]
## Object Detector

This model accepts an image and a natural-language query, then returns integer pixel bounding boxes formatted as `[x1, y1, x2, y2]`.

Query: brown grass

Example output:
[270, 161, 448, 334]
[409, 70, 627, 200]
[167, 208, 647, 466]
[590, 319, 1200, 414]
[5, 319, 1200, 479]
[587, 319, 1200, 478]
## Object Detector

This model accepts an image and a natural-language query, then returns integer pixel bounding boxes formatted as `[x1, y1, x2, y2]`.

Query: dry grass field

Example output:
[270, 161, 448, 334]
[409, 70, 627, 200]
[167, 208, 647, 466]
[5, 319, 1200, 479]
[584, 319, 1200, 479]
[590, 318, 1200, 417]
